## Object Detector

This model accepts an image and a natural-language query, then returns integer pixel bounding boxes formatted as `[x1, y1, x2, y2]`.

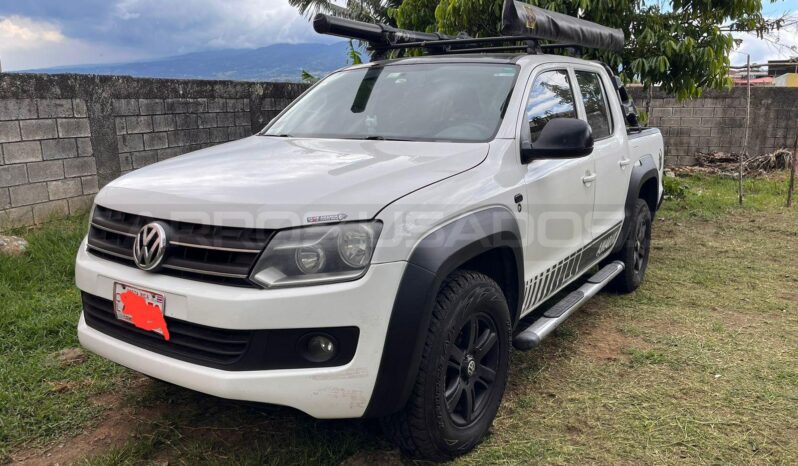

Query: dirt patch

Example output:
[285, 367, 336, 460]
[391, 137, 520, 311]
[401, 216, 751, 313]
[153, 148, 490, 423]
[710, 307, 792, 332]
[712, 309, 761, 328]
[46, 379, 94, 394]
[47, 348, 87, 367]
[8, 377, 161, 466]
[577, 319, 636, 362]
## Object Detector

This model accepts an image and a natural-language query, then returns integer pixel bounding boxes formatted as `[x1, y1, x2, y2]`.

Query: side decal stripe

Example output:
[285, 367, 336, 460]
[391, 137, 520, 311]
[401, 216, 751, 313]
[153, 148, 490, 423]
[524, 281, 534, 310]
[521, 221, 623, 313]
[538, 269, 551, 304]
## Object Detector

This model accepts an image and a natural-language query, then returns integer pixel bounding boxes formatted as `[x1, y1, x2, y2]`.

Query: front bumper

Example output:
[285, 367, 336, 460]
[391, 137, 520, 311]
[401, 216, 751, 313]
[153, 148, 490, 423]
[75, 239, 406, 419]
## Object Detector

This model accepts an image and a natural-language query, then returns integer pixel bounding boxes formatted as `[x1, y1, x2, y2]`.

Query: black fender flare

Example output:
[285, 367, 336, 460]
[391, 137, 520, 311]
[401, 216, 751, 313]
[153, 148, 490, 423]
[612, 155, 659, 254]
[363, 207, 523, 417]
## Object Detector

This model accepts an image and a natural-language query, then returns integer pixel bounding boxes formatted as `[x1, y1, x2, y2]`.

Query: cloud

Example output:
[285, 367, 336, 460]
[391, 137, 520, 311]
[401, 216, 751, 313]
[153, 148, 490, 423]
[731, 24, 798, 66]
[113, 0, 142, 20]
[0, 15, 149, 70]
[0, 16, 64, 45]
[0, 0, 327, 71]
[90, 0, 324, 51]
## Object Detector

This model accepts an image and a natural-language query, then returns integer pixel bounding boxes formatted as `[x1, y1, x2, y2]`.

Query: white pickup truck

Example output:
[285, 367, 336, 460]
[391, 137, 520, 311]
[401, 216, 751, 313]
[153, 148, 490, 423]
[76, 4, 663, 461]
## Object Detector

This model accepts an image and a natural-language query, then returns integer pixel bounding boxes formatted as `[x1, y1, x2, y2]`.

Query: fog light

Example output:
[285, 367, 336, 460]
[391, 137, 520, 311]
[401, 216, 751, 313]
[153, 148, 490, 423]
[304, 334, 337, 363]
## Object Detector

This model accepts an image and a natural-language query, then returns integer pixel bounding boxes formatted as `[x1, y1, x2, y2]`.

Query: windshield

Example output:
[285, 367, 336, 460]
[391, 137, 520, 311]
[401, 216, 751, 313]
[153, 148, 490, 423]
[262, 63, 519, 142]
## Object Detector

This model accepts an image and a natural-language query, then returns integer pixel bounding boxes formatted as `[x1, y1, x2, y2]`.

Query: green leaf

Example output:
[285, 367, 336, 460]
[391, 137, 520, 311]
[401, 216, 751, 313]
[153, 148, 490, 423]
[658, 56, 669, 73]
[300, 69, 320, 84]
[347, 40, 363, 65]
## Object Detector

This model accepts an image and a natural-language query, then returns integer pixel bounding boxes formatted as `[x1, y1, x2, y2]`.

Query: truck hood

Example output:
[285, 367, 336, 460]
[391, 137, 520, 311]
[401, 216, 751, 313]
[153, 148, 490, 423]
[96, 136, 488, 229]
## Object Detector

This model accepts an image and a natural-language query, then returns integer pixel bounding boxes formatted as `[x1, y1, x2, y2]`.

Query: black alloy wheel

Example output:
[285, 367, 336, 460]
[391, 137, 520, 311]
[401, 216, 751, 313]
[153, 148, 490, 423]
[444, 312, 500, 426]
[633, 211, 650, 276]
[381, 270, 511, 461]
[607, 198, 652, 293]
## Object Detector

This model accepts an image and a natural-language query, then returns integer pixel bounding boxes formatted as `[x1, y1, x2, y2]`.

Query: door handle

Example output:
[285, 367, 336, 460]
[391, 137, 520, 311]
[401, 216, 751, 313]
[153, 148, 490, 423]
[581, 173, 597, 184]
[619, 158, 632, 167]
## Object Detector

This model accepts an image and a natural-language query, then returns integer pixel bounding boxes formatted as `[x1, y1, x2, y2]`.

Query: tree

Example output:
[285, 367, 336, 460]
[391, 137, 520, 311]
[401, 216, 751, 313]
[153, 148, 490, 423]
[288, 0, 402, 25]
[389, 0, 789, 100]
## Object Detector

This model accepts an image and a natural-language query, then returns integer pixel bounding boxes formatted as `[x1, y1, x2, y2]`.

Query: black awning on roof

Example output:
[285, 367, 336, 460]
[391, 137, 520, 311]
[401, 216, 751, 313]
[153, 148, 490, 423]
[502, 1, 625, 52]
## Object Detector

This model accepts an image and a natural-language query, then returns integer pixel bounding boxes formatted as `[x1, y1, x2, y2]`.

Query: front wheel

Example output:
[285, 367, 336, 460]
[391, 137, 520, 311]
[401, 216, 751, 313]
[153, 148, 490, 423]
[608, 198, 652, 293]
[381, 270, 511, 461]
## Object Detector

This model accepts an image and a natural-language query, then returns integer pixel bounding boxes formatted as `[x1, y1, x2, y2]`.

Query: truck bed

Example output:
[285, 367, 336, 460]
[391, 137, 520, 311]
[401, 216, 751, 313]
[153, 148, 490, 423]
[627, 127, 661, 140]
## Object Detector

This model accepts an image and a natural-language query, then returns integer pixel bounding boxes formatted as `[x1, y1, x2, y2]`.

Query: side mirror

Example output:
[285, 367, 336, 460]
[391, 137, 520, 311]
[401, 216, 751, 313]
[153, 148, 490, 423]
[521, 118, 594, 164]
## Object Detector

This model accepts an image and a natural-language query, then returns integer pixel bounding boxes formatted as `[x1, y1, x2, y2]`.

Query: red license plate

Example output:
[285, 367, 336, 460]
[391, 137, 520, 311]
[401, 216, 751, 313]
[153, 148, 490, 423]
[113, 283, 170, 340]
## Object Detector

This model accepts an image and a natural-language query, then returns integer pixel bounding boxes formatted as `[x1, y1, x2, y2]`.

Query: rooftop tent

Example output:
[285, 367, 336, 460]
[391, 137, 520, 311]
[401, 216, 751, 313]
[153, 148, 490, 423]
[501, 0, 625, 52]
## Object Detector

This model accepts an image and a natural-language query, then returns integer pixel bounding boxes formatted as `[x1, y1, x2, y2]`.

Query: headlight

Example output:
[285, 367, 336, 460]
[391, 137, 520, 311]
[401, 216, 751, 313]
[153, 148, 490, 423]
[249, 221, 382, 288]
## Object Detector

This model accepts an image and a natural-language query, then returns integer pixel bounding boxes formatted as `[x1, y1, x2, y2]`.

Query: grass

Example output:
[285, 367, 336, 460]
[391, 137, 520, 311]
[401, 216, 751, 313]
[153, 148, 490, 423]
[0, 214, 129, 458]
[1, 173, 796, 465]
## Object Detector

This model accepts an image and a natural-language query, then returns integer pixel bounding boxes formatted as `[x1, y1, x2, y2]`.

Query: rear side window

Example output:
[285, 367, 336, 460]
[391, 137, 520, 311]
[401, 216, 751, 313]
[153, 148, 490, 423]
[575, 71, 612, 139]
[525, 70, 576, 142]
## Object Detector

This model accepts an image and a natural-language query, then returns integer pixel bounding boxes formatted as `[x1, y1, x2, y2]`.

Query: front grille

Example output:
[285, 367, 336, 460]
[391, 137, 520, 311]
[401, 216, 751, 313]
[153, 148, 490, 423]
[87, 205, 273, 287]
[81, 292, 360, 371]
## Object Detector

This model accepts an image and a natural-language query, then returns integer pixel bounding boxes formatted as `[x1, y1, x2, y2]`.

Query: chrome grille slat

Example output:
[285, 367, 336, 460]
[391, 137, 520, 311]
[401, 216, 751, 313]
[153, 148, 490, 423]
[91, 221, 136, 237]
[162, 264, 250, 279]
[169, 240, 261, 254]
[87, 244, 134, 260]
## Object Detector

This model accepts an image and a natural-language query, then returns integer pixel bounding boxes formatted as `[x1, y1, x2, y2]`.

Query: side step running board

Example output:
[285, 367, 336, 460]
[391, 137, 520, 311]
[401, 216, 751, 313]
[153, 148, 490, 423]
[513, 261, 625, 351]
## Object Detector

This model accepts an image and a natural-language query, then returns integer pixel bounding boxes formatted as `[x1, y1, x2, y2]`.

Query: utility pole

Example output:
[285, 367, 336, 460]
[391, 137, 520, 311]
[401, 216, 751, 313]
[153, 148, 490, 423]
[788, 122, 797, 208]
[739, 54, 750, 206]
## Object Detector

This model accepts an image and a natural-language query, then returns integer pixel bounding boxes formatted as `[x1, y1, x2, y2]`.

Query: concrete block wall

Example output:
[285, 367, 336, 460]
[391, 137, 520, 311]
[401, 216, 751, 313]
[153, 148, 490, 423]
[630, 87, 798, 166]
[113, 97, 252, 174]
[0, 98, 97, 227]
[0, 73, 307, 230]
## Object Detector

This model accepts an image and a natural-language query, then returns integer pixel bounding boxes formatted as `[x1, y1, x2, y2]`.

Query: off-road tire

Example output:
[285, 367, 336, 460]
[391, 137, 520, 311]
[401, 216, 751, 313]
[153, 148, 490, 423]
[380, 270, 512, 461]
[608, 198, 652, 293]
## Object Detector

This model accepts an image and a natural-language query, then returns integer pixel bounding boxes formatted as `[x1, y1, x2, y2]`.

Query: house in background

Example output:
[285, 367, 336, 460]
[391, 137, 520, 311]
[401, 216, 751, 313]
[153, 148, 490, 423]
[731, 75, 774, 86]
[768, 58, 798, 87]
[767, 58, 798, 77]
[729, 66, 773, 86]
[726, 58, 798, 87]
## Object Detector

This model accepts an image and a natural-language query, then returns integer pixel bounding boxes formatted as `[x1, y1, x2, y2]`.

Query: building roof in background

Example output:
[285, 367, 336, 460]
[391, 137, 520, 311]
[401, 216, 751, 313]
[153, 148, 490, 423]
[732, 76, 774, 86]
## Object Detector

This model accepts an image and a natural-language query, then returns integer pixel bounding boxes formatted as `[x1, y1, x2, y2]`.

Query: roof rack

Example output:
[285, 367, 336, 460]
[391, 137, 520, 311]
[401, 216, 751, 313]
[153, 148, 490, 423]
[312, 0, 624, 59]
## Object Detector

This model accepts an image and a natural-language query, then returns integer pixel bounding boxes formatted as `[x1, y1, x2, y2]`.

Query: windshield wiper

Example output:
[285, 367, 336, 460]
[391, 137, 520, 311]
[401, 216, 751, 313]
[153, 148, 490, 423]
[362, 136, 411, 141]
[265, 133, 292, 137]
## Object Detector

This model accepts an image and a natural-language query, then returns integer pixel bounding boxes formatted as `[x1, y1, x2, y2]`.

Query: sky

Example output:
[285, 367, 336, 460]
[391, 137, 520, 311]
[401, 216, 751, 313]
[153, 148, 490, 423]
[0, 0, 795, 71]
[730, 1, 798, 66]
[0, 0, 331, 71]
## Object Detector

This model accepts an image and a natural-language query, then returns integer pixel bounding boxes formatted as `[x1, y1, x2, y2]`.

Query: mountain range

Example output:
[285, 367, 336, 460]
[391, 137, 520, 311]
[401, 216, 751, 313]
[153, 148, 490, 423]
[20, 42, 355, 82]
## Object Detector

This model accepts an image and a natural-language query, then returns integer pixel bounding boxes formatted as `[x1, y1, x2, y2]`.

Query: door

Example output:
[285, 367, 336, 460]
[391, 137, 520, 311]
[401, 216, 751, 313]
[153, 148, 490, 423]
[519, 67, 596, 316]
[572, 68, 630, 238]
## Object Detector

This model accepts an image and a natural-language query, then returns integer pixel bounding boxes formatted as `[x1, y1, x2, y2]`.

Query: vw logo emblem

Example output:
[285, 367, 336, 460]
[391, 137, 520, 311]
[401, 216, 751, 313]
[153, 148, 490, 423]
[466, 359, 477, 377]
[133, 222, 168, 271]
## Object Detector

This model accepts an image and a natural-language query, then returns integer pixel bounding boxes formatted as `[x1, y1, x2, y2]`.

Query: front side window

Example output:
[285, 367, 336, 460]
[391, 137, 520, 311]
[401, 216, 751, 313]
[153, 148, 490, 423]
[575, 71, 612, 139]
[525, 70, 577, 142]
[263, 63, 519, 142]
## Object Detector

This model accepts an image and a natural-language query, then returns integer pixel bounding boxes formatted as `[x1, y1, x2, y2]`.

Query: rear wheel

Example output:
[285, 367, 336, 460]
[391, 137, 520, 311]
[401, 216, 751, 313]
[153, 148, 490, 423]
[608, 198, 652, 293]
[381, 270, 511, 461]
